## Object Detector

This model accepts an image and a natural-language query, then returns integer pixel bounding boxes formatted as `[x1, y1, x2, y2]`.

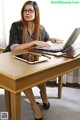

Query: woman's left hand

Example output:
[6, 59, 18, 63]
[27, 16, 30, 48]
[49, 38, 63, 44]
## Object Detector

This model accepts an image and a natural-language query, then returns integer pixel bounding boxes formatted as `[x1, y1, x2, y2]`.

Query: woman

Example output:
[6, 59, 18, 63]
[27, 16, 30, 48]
[5, 1, 62, 120]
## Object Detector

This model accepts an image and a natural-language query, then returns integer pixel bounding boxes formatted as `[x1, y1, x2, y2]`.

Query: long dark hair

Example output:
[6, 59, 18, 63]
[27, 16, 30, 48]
[20, 1, 40, 42]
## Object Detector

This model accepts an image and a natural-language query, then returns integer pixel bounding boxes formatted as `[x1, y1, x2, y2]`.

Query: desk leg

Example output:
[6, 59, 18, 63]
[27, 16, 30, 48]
[5, 90, 11, 120]
[58, 76, 63, 99]
[11, 93, 21, 120]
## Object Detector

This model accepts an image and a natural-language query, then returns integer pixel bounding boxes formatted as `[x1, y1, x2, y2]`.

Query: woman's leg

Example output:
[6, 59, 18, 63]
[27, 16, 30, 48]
[24, 88, 43, 119]
[37, 83, 49, 104]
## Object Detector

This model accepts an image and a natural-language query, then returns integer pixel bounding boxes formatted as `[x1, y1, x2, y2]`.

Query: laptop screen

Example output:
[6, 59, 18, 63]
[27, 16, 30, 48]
[36, 27, 80, 52]
[62, 27, 80, 52]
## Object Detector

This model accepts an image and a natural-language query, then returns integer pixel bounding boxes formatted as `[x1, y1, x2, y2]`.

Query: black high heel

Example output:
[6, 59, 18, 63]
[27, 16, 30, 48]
[35, 117, 44, 120]
[43, 102, 50, 109]
[40, 91, 50, 109]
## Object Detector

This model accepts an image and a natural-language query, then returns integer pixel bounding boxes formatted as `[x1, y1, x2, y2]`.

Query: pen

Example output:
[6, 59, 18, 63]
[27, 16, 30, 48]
[42, 54, 51, 59]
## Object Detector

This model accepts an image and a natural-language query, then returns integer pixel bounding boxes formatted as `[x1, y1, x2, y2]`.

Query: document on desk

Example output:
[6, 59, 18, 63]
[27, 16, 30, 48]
[29, 42, 80, 58]
[28, 48, 66, 56]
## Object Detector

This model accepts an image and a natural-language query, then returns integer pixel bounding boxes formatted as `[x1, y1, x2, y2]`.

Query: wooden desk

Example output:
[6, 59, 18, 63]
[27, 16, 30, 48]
[0, 51, 80, 120]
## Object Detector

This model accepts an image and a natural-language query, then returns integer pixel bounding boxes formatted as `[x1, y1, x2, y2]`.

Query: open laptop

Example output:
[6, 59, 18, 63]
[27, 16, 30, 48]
[36, 27, 80, 52]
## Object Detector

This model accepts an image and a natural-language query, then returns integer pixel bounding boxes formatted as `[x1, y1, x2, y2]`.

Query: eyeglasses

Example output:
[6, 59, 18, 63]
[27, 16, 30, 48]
[23, 9, 35, 14]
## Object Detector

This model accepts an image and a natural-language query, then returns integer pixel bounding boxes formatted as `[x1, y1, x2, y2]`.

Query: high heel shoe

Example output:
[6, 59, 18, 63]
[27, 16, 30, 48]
[35, 117, 44, 120]
[43, 102, 50, 109]
[40, 91, 50, 109]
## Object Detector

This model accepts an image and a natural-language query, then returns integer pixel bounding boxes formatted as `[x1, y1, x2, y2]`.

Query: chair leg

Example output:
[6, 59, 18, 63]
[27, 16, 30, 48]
[5, 90, 11, 120]
[58, 76, 63, 99]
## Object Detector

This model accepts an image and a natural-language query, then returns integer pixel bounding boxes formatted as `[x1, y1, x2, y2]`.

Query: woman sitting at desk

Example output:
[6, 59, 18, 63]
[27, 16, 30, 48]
[4, 1, 62, 120]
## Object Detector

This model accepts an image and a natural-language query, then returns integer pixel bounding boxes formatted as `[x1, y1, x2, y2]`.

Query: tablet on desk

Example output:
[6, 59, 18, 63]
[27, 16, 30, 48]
[13, 52, 50, 64]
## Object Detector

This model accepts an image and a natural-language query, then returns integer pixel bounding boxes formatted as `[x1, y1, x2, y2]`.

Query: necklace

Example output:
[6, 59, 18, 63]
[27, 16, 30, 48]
[28, 24, 34, 35]
[28, 29, 34, 41]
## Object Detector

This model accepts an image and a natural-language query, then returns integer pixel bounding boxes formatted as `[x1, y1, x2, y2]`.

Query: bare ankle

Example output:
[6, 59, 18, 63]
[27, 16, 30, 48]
[32, 104, 43, 119]
[40, 91, 49, 103]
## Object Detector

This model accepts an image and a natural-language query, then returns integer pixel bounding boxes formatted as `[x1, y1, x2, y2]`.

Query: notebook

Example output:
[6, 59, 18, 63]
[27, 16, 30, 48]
[36, 27, 80, 52]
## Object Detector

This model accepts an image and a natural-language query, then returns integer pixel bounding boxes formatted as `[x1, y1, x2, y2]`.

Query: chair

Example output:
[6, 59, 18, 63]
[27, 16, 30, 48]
[0, 47, 5, 53]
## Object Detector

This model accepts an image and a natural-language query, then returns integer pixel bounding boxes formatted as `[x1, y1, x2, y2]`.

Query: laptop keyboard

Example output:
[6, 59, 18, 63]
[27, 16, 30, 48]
[49, 43, 63, 50]
[37, 41, 64, 51]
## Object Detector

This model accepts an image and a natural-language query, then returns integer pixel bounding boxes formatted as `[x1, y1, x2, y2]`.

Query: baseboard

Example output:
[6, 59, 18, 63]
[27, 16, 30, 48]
[46, 81, 58, 87]
[46, 81, 80, 88]
[63, 82, 80, 88]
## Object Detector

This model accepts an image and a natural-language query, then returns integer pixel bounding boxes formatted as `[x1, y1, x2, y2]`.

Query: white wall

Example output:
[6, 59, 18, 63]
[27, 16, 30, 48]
[0, 0, 80, 47]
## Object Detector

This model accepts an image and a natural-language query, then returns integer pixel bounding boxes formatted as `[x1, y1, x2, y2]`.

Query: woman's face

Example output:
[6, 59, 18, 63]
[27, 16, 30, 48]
[23, 4, 35, 21]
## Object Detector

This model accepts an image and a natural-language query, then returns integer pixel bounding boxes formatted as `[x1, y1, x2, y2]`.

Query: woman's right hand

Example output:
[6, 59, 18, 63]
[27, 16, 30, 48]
[33, 41, 50, 48]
